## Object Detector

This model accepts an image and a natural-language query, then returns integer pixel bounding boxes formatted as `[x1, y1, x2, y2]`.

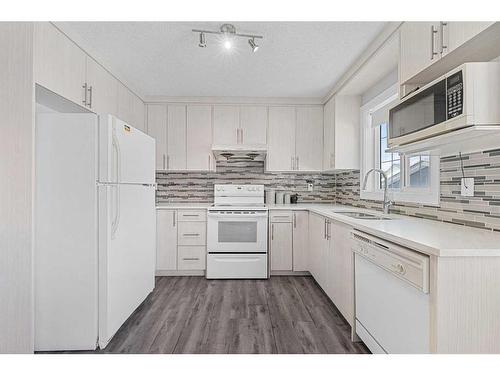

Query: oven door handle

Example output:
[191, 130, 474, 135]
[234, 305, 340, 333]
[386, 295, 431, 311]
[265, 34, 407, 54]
[207, 212, 269, 218]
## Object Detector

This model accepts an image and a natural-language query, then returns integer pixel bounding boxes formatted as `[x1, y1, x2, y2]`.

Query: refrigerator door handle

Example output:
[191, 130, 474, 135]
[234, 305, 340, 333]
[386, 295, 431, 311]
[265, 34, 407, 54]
[111, 185, 121, 239]
[111, 124, 121, 184]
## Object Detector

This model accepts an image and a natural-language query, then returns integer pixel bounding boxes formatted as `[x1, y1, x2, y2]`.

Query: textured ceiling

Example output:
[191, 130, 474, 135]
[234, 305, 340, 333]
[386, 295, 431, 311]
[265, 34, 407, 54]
[55, 22, 387, 99]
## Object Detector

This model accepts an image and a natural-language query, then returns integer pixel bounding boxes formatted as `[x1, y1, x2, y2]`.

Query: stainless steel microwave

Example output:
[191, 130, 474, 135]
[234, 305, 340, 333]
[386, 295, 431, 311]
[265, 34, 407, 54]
[388, 62, 500, 147]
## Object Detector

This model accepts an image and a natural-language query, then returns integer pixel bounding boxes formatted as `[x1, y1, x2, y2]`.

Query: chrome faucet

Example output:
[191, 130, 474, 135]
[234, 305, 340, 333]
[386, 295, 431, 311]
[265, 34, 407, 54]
[362, 168, 394, 215]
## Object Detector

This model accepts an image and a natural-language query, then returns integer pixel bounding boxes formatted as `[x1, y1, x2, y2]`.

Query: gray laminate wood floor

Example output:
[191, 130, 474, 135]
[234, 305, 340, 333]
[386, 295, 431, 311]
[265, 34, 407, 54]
[99, 276, 369, 354]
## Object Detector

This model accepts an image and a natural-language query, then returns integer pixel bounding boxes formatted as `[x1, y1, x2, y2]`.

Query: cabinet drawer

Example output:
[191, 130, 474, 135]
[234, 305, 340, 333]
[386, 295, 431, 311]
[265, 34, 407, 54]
[270, 210, 293, 223]
[178, 222, 206, 246]
[177, 210, 206, 222]
[178, 246, 206, 270]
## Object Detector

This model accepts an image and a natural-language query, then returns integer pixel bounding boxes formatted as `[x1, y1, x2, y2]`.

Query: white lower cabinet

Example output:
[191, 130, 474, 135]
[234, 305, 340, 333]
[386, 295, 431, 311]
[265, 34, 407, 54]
[156, 210, 177, 271]
[270, 221, 293, 271]
[156, 209, 207, 274]
[292, 211, 309, 271]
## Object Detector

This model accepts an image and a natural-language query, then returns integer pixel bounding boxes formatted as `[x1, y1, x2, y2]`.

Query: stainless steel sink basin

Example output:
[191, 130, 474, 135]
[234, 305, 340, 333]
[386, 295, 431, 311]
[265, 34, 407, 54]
[332, 211, 392, 220]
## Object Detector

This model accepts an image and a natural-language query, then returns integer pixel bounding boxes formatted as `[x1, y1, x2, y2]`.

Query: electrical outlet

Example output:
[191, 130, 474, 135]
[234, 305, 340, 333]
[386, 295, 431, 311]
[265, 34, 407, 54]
[461, 178, 474, 197]
[307, 183, 313, 192]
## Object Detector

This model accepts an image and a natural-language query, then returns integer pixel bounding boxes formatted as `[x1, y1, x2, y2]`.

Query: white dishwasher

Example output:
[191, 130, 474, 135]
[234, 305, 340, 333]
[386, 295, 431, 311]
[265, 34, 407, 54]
[352, 230, 430, 354]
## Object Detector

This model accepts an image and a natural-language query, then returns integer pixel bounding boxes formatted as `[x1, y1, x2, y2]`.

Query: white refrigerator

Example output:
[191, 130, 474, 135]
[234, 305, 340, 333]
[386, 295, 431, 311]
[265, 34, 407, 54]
[35, 113, 156, 351]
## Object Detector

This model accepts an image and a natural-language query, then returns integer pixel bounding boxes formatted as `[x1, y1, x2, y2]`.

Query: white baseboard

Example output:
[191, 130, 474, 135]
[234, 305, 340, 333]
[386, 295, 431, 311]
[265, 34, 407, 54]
[270, 271, 311, 276]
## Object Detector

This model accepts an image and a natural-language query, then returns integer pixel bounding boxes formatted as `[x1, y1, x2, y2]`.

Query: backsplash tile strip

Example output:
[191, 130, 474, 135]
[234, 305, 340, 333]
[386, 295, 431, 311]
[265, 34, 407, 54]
[156, 158, 336, 204]
[334, 150, 500, 232]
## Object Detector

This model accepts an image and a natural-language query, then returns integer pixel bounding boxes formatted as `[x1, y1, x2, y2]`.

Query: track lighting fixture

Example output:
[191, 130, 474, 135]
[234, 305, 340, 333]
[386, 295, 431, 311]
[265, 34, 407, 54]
[192, 24, 263, 52]
[198, 32, 206, 48]
[248, 38, 259, 52]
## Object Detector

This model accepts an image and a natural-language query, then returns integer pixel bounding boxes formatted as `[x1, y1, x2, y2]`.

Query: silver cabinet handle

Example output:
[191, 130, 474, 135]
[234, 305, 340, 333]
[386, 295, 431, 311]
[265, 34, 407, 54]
[440, 21, 448, 53]
[182, 214, 200, 217]
[273, 215, 290, 219]
[293, 213, 296, 228]
[236, 128, 239, 144]
[82, 83, 88, 106]
[290, 156, 294, 170]
[324, 219, 327, 239]
[208, 154, 211, 170]
[271, 224, 274, 241]
[172, 211, 176, 227]
[183, 233, 200, 237]
[327, 220, 331, 240]
[296, 156, 299, 170]
[167, 155, 170, 170]
[240, 128, 243, 144]
[431, 25, 439, 60]
[87, 85, 93, 108]
[162, 154, 166, 169]
[183, 257, 200, 261]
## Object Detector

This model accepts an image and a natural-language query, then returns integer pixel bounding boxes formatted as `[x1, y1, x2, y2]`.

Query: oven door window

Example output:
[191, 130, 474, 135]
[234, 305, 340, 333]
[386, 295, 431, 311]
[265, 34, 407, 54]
[389, 80, 446, 139]
[218, 221, 257, 243]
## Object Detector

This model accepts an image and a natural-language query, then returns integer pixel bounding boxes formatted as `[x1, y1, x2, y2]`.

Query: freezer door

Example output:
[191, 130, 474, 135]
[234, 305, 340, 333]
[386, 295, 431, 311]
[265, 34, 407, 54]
[99, 114, 155, 184]
[35, 113, 98, 351]
[98, 184, 156, 348]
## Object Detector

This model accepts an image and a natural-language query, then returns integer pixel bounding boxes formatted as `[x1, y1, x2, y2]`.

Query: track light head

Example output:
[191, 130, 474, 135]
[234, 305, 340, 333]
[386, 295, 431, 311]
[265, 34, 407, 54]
[248, 38, 259, 52]
[198, 32, 206, 48]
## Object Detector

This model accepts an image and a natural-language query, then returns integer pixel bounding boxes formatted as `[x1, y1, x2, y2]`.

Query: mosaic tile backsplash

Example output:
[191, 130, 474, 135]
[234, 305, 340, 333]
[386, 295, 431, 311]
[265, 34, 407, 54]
[335, 149, 500, 231]
[156, 159, 336, 204]
[156, 149, 500, 231]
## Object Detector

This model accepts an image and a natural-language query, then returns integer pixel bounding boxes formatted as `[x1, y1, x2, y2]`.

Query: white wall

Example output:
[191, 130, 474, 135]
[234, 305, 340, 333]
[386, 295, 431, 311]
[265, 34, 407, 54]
[361, 68, 398, 106]
[0, 22, 34, 353]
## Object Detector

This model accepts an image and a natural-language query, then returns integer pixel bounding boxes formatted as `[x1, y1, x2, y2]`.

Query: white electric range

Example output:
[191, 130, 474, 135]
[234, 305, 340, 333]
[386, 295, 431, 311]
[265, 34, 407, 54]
[206, 184, 268, 279]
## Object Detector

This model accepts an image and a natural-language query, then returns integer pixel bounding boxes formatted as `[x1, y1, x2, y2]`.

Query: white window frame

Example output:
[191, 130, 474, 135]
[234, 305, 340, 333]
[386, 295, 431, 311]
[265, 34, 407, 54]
[360, 84, 440, 206]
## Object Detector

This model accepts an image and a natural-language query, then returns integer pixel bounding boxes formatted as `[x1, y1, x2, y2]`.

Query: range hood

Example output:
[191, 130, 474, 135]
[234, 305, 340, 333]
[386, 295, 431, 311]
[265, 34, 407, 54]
[212, 144, 267, 161]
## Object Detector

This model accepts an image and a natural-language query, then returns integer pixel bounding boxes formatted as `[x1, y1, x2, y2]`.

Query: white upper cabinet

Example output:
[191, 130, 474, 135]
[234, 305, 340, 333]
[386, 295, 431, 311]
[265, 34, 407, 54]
[85, 57, 118, 116]
[213, 105, 267, 146]
[399, 22, 439, 85]
[167, 105, 187, 170]
[442, 22, 495, 56]
[239, 106, 267, 145]
[117, 82, 145, 131]
[323, 95, 360, 171]
[267, 106, 296, 171]
[186, 105, 213, 171]
[34, 22, 87, 107]
[213, 105, 239, 145]
[295, 106, 323, 171]
[146, 105, 168, 170]
[400, 21, 496, 85]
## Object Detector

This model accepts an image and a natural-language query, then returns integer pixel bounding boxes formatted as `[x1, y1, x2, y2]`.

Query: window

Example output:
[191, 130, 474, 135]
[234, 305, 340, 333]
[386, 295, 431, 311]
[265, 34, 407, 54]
[360, 84, 439, 206]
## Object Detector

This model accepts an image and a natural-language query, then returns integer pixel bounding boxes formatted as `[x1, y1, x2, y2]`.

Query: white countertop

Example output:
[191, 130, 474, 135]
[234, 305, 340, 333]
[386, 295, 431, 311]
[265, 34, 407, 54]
[156, 202, 500, 257]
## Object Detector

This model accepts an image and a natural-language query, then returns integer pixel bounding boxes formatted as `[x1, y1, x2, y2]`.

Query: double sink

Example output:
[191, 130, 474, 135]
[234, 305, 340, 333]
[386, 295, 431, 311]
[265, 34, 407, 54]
[331, 210, 392, 221]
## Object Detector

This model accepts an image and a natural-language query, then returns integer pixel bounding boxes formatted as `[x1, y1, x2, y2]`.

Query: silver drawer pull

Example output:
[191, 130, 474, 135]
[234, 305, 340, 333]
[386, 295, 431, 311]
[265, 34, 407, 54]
[183, 233, 200, 236]
[182, 214, 200, 217]
[273, 215, 290, 218]
[183, 257, 200, 261]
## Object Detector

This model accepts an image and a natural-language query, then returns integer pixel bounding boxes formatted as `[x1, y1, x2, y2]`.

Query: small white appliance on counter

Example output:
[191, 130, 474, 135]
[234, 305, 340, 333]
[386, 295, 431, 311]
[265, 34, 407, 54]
[351, 230, 430, 354]
[207, 184, 268, 279]
[35, 113, 156, 351]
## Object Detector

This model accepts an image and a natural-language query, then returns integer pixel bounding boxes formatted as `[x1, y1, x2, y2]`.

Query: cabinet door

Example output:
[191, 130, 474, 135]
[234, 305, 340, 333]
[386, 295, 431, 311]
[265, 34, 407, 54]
[186, 105, 213, 171]
[308, 213, 325, 281]
[267, 106, 296, 171]
[334, 96, 360, 169]
[213, 105, 239, 145]
[167, 105, 187, 170]
[443, 22, 494, 55]
[85, 57, 118, 116]
[156, 210, 177, 271]
[147, 105, 168, 170]
[399, 22, 440, 84]
[34, 22, 87, 107]
[270, 222, 293, 271]
[292, 211, 309, 272]
[323, 97, 335, 171]
[295, 106, 323, 171]
[330, 222, 354, 325]
[240, 106, 267, 145]
[130, 94, 145, 132]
